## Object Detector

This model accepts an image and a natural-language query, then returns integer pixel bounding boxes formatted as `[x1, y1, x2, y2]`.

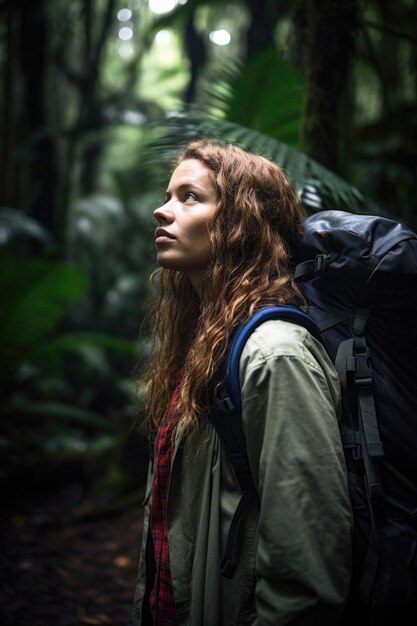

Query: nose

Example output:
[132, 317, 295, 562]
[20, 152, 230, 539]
[154, 202, 174, 225]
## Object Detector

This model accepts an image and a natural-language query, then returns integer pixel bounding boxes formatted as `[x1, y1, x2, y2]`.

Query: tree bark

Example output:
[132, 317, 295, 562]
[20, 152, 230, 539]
[299, 0, 358, 173]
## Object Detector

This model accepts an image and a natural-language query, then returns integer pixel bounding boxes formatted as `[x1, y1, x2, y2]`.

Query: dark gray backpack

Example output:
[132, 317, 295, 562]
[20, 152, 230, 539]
[211, 210, 417, 624]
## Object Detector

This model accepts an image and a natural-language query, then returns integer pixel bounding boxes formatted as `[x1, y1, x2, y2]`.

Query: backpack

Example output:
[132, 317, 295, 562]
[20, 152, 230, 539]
[210, 209, 417, 622]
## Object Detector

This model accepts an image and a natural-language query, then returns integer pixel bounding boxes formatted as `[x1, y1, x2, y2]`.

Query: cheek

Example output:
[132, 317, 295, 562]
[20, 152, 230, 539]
[185, 223, 213, 267]
[185, 219, 212, 247]
[197, 227, 213, 258]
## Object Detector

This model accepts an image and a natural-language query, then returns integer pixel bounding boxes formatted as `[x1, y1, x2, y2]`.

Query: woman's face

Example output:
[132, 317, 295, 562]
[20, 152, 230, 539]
[154, 159, 218, 290]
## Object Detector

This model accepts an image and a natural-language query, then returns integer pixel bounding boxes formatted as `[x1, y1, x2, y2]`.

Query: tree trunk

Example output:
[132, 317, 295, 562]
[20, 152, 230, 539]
[183, 17, 207, 104]
[20, 0, 62, 240]
[299, 0, 358, 173]
[0, 0, 63, 246]
[0, 0, 121, 251]
[243, 0, 280, 60]
[0, 1, 21, 210]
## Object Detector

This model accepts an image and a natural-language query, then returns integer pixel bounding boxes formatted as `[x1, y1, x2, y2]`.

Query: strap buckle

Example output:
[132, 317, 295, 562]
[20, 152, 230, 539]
[212, 383, 236, 414]
[353, 346, 373, 389]
[314, 254, 331, 276]
[341, 430, 363, 460]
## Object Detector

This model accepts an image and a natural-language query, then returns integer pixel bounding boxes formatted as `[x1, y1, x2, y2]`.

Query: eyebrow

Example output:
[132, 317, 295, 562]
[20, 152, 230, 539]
[165, 182, 206, 196]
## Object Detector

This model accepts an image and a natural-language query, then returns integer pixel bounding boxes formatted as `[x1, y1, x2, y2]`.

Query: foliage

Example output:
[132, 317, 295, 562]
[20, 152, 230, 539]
[0, 252, 86, 388]
[0, 208, 51, 246]
[2, 0, 417, 504]
[353, 101, 417, 228]
[142, 112, 367, 214]
[67, 177, 157, 339]
[196, 47, 304, 147]
[0, 209, 144, 493]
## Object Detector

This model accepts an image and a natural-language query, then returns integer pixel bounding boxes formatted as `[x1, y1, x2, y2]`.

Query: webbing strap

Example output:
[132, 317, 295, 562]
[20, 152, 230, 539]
[220, 488, 258, 579]
[334, 314, 384, 603]
[209, 382, 255, 492]
[209, 381, 259, 578]
[357, 499, 381, 604]
[349, 337, 384, 469]
[352, 307, 370, 335]
[335, 337, 384, 489]
[295, 254, 333, 281]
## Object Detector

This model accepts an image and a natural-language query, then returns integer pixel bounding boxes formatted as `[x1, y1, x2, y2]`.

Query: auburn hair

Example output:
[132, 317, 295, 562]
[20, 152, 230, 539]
[140, 139, 307, 441]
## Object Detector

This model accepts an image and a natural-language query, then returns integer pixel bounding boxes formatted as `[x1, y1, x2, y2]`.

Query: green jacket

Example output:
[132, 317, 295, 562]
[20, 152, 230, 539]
[133, 320, 353, 625]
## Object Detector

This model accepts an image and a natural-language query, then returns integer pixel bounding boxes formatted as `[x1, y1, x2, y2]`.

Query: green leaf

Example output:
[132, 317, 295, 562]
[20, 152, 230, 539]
[0, 254, 86, 378]
[197, 49, 304, 147]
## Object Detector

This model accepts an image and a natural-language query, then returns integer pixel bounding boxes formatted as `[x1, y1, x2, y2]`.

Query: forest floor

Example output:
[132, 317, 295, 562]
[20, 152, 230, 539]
[0, 482, 144, 626]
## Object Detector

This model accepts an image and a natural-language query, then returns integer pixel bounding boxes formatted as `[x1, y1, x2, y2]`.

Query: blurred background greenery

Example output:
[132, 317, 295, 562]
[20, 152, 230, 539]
[1, 0, 416, 512]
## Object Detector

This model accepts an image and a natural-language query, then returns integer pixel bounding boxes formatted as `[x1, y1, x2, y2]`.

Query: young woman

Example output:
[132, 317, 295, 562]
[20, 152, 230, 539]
[133, 140, 353, 626]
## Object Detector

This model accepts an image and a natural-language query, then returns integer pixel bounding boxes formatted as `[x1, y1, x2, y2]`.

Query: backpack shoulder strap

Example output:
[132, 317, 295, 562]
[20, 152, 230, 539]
[224, 305, 322, 413]
[210, 305, 321, 578]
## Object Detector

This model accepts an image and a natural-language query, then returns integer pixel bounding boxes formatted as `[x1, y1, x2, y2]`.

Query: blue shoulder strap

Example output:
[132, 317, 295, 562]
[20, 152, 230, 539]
[223, 305, 321, 414]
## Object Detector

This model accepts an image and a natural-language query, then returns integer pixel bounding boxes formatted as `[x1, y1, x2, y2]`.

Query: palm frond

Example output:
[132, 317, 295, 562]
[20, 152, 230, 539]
[196, 48, 304, 147]
[142, 113, 367, 213]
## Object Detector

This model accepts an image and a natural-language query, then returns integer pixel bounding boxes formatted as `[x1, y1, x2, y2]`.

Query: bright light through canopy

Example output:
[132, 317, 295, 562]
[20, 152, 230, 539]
[155, 30, 173, 45]
[119, 26, 133, 41]
[149, 0, 178, 14]
[117, 8, 132, 21]
[209, 29, 231, 46]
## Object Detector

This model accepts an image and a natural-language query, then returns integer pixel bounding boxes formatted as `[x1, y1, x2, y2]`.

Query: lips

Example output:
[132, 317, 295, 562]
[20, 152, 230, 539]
[155, 228, 176, 243]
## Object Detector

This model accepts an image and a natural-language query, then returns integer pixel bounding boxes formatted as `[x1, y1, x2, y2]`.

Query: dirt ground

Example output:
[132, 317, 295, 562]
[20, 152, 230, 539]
[0, 483, 144, 626]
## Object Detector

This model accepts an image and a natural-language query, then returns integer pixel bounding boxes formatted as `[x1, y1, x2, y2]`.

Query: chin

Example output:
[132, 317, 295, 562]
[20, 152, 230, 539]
[157, 258, 185, 273]
[157, 257, 178, 270]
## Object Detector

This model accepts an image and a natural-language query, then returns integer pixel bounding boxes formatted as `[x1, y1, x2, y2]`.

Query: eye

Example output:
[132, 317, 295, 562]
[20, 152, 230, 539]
[184, 191, 197, 202]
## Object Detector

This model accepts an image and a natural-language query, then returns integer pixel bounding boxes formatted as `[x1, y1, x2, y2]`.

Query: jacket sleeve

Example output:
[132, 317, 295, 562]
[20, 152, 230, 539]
[240, 332, 353, 625]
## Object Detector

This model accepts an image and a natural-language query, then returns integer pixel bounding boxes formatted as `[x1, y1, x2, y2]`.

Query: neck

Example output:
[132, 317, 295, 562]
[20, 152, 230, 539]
[185, 271, 203, 298]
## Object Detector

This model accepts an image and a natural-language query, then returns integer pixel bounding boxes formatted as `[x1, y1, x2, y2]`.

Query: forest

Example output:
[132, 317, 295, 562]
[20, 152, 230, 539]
[1, 0, 416, 624]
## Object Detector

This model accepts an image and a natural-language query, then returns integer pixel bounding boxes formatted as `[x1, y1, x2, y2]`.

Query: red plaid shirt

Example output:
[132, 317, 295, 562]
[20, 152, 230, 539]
[149, 392, 179, 626]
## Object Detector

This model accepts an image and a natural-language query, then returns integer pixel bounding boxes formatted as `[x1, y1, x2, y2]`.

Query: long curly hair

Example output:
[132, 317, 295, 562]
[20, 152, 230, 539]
[140, 139, 307, 441]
